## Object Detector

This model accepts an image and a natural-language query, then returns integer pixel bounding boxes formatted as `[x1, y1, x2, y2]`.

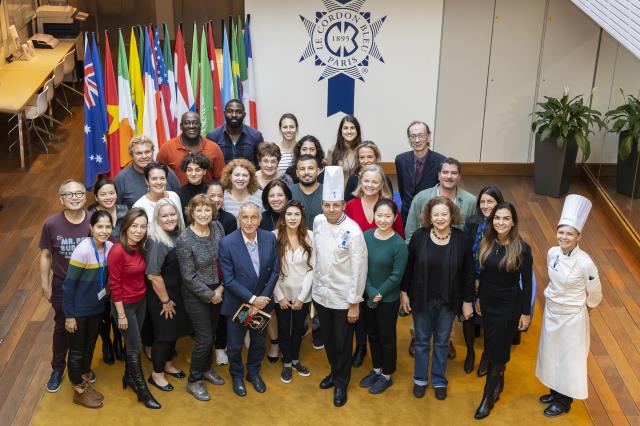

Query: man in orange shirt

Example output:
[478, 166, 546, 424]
[157, 112, 225, 185]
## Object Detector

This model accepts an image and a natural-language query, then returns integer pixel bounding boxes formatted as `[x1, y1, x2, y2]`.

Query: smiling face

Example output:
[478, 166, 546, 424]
[127, 216, 148, 244]
[185, 162, 205, 186]
[322, 200, 345, 224]
[280, 118, 298, 142]
[374, 204, 395, 233]
[239, 205, 261, 237]
[479, 193, 498, 219]
[341, 121, 358, 144]
[557, 225, 581, 253]
[146, 168, 167, 195]
[158, 204, 179, 232]
[268, 185, 287, 212]
[284, 205, 302, 230]
[224, 101, 246, 128]
[430, 203, 452, 232]
[231, 166, 250, 191]
[300, 141, 317, 158]
[180, 112, 201, 140]
[408, 123, 431, 156]
[296, 159, 319, 187]
[59, 182, 86, 211]
[259, 155, 279, 178]
[131, 142, 154, 170]
[361, 170, 383, 197]
[206, 185, 224, 210]
[95, 183, 116, 209]
[438, 163, 461, 192]
[91, 216, 113, 244]
[192, 204, 213, 227]
[358, 147, 377, 167]
[492, 208, 514, 239]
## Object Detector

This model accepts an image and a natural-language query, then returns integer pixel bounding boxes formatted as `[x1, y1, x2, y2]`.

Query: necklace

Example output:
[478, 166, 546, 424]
[431, 229, 451, 240]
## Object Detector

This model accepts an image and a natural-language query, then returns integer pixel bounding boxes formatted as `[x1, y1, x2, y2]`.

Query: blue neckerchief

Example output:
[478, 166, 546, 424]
[90, 237, 106, 290]
[472, 220, 487, 277]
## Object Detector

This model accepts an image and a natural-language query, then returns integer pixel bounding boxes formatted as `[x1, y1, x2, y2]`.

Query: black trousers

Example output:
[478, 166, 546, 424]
[51, 283, 68, 372]
[112, 299, 146, 357]
[364, 300, 399, 375]
[314, 302, 355, 389]
[182, 288, 221, 382]
[214, 314, 227, 349]
[152, 340, 177, 373]
[354, 301, 368, 346]
[550, 389, 573, 410]
[275, 302, 310, 364]
[66, 314, 102, 385]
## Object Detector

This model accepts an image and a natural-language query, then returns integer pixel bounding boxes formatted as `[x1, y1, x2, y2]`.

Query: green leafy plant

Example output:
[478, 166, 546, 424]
[531, 89, 605, 161]
[605, 89, 640, 160]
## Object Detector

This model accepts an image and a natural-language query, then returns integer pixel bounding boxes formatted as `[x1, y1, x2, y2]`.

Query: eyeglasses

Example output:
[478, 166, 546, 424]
[60, 191, 86, 199]
[409, 134, 428, 141]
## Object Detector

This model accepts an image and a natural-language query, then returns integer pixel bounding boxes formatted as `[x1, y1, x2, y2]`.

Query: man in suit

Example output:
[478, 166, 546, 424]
[394, 121, 446, 225]
[219, 201, 279, 397]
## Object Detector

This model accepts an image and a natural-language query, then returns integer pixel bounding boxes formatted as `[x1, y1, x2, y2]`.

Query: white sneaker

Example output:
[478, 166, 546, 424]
[215, 349, 228, 365]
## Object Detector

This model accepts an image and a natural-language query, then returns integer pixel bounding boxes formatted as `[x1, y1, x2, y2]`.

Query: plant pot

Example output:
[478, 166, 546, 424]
[616, 132, 640, 198]
[533, 134, 578, 198]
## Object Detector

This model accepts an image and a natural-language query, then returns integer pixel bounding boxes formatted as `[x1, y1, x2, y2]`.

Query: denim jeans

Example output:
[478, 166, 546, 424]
[413, 299, 455, 387]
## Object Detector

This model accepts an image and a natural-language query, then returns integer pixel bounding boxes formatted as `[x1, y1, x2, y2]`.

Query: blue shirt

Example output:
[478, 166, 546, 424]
[207, 124, 264, 166]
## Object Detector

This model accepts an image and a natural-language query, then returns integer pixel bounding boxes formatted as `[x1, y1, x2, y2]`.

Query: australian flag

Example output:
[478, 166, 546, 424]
[83, 33, 110, 188]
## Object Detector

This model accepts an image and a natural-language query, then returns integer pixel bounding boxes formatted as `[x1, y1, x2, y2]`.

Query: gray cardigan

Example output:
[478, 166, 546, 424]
[176, 221, 225, 303]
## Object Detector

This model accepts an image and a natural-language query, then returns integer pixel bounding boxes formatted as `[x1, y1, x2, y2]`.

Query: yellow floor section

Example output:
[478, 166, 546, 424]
[32, 303, 592, 425]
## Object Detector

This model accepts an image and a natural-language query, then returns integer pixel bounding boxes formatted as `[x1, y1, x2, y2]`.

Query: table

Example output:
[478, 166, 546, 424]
[0, 40, 76, 168]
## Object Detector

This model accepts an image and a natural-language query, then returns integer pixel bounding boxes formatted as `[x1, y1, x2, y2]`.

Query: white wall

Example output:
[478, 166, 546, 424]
[245, 0, 444, 161]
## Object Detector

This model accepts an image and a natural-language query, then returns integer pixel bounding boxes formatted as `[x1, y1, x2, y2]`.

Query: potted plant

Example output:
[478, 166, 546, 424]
[531, 88, 605, 197]
[605, 90, 640, 198]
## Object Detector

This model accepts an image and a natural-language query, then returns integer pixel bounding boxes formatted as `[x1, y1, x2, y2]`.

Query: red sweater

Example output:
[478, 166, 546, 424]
[345, 198, 405, 237]
[107, 243, 146, 304]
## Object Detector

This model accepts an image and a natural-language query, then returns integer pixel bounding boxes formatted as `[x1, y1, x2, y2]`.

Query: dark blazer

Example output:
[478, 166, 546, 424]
[395, 149, 446, 223]
[400, 227, 474, 312]
[219, 228, 280, 316]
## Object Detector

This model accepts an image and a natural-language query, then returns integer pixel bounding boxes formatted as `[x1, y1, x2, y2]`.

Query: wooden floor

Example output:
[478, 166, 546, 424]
[0, 102, 638, 425]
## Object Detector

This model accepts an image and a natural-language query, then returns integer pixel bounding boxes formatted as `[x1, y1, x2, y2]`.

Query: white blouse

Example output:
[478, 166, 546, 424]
[273, 230, 315, 303]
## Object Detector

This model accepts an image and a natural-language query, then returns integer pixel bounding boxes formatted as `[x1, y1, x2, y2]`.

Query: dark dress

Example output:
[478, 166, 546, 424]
[478, 241, 532, 364]
[145, 237, 191, 341]
[217, 209, 238, 235]
[178, 182, 207, 224]
[259, 210, 280, 231]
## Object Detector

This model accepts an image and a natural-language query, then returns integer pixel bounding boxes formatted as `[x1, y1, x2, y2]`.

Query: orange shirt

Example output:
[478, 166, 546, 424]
[157, 136, 225, 185]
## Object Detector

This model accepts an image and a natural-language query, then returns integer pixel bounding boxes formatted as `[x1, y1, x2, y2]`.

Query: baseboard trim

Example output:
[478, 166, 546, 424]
[380, 162, 535, 176]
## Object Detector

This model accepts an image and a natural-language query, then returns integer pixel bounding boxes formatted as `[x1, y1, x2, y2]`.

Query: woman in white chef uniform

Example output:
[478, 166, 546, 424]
[535, 194, 602, 418]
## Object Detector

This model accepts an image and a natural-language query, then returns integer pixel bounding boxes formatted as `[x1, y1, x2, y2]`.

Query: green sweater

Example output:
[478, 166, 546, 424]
[364, 230, 409, 302]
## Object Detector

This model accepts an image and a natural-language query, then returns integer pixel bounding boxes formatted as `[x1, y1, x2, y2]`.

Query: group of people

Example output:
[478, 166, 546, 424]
[39, 99, 602, 419]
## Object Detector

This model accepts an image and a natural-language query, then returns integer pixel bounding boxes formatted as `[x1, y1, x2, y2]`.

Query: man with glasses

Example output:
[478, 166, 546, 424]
[207, 99, 264, 166]
[39, 179, 92, 393]
[114, 135, 181, 208]
[157, 112, 225, 185]
[395, 121, 446, 225]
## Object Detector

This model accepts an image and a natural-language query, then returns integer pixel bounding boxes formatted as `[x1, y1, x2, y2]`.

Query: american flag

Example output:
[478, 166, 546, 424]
[154, 26, 174, 138]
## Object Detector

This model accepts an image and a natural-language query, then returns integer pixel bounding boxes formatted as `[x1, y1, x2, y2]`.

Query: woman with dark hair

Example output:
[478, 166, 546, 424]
[344, 141, 393, 202]
[400, 196, 474, 401]
[359, 199, 408, 394]
[255, 142, 293, 189]
[176, 194, 226, 401]
[285, 135, 326, 184]
[260, 179, 293, 232]
[145, 199, 189, 392]
[327, 115, 362, 179]
[462, 185, 504, 375]
[220, 159, 263, 218]
[133, 161, 185, 232]
[473, 202, 532, 419]
[177, 152, 211, 222]
[277, 113, 299, 173]
[273, 200, 315, 383]
[88, 178, 127, 365]
[109, 208, 161, 409]
[64, 210, 114, 408]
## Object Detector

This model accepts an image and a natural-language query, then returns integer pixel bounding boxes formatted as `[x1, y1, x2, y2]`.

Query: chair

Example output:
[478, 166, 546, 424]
[9, 86, 51, 154]
[53, 59, 72, 116]
[61, 50, 82, 96]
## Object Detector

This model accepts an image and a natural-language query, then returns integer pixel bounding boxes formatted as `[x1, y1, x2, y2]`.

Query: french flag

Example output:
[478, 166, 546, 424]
[243, 15, 257, 128]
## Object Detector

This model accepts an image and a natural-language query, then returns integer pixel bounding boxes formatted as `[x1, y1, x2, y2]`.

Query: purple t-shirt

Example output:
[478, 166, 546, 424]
[39, 211, 91, 286]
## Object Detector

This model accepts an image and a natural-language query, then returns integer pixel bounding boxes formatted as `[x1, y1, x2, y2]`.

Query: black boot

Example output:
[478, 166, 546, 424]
[352, 344, 367, 368]
[477, 351, 488, 377]
[463, 319, 476, 374]
[128, 353, 161, 409]
[100, 318, 115, 365]
[112, 319, 125, 361]
[474, 363, 503, 420]
[122, 354, 137, 391]
[493, 367, 505, 402]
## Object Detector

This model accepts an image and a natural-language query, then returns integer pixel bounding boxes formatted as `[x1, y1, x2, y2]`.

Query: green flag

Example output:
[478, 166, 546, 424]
[236, 16, 248, 83]
[199, 25, 214, 135]
[230, 18, 239, 98]
[163, 23, 174, 73]
[190, 22, 199, 107]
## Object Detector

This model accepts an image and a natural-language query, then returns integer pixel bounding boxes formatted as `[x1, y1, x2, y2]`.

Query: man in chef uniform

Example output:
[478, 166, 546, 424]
[312, 166, 368, 408]
[535, 194, 602, 417]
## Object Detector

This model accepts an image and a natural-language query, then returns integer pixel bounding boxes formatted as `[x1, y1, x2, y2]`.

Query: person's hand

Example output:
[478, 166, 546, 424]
[118, 315, 128, 331]
[278, 299, 291, 310]
[249, 305, 259, 316]
[462, 302, 474, 320]
[160, 300, 176, 319]
[475, 299, 482, 316]
[400, 291, 411, 314]
[41, 286, 51, 302]
[292, 300, 304, 310]
[373, 293, 382, 303]
[347, 303, 359, 323]
[518, 314, 531, 331]
[253, 296, 270, 310]
[211, 289, 223, 305]
[65, 318, 77, 333]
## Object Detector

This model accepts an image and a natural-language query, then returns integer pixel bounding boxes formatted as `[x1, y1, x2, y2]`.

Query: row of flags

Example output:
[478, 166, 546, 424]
[84, 17, 258, 188]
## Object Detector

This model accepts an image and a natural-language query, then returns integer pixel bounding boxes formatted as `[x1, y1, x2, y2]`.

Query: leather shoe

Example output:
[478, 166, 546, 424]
[319, 374, 334, 389]
[247, 375, 266, 393]
[203, 370, 225, 385]
[448, 339, 456, 359]
[148, 375, 174, 392]
[544, 402, 569, 417]
[474, 396, 494, 419]
[165, 369, 186, 379]
[434, 387, 447, 400]
[539, 393, 555, 404]
[413, 384, 426, 398]
[464, 351, 475, 374]
[352, 344, 366, 368]
[232, 377, 246, 397]
[333, 387, 347, 407]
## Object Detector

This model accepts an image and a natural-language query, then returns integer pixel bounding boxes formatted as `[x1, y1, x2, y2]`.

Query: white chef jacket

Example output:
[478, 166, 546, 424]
[536, 245, 602, 399]
[312, 214, 367, 310]
[273, 230, 315, 303]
